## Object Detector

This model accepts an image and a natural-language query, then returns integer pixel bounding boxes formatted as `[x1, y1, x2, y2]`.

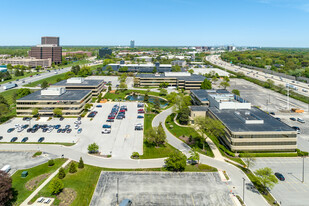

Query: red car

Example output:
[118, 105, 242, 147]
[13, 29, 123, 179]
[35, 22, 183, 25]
[108, 115, 115, 119]
[138, 110, 145, 113]
[119, 109, 126, 113]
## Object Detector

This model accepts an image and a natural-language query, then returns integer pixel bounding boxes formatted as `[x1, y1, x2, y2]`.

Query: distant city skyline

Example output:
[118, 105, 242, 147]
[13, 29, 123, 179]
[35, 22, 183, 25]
[1, 0, 309, 47]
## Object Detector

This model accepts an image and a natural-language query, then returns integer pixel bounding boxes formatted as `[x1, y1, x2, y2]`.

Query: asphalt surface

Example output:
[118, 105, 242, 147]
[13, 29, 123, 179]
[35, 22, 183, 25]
[90, 171, 233, 206]
[251, 157, 309, 206]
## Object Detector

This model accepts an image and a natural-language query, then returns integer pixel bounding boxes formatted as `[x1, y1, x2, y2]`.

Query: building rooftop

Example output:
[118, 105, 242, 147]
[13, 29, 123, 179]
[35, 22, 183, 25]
[136, 73, 206, 81]
[18, 89, 92, 101]
[190, 90, 209, 102]
[190, 106, 208, 111]
[52, 78, 103, 87]
[209, 107, 295, 133]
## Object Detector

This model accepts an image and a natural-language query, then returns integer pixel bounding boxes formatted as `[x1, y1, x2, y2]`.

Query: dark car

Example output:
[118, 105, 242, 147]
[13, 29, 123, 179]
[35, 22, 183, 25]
[61, 129, 66, 133]
[10, 137, 18, 142]
[77, 117, 82, 121]
[65, 125, 70, 129]
[87, 112, 96, 118]
[31, 128, 38, 133]
[275, 117, 281, 121]
[27, 128, 32, 133]
[138, 110, 145, 114]
[270, 112, 275, 115]
[57, 129, 62, 133]
[7, 128, 15, 133]
[0, 136, 3, 140]
[275, 172, 285, 181]
[102, 124, 111, 128]
[21, 137, 29, 142]
[54, 125, 61, 129]
[66, 129, 72, 133]
[106, 119, 114, 122]
[137, 115, 144, 119]
[38, 137, 45, 143]
[96, 105, 102, 108]
[42, 128, 48, 133]
[290, 117, 296, 121]
[22, 124, 29, 129]
[60, 117, 64, 121]
[116, 115, 123, 119]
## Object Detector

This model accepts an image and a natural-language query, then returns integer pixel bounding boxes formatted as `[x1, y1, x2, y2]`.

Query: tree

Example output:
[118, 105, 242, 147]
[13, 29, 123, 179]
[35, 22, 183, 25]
[64, 71, 75, 79]
[242, 153, 256, 169]
[53, 108, 62, 117]
[219, 81, 230, 89]
[200, 79, 212, 89]
[154, 97, 161, 112]
[152, 67, 157, 73]
[255, 167, 278, 190]
[144, 93, 149, 103]
[145, 123, 166, 146]
[69, 162, 77, 173]
[119, 82, 127, 91]
[16, 88, 31, 99]
[171, 65, 181, 72]
[188, 148, 200, 164]
[156, 122, 167, 144]
[0, 104, 9, 117]
[48, 159, 55, 166]
[159, 82, 169, 88]
[49, 178, 64, 194]
[32, 108, 39, 116]
[165, 151, 187, 172]
[108, 85, 112, 92]
[232, 89, 240, 96]
[211, 76, 218, 84]
[159, 88, 167, 96]
[178, 107, 190, 125]
[71, 65, 81, 75]
[0, 171, 13, 205]
[188, 69, 194, 74]
[58, 167, 66, 179]
[78, 157, 84, 169]
[41, 80, 49, 89]
[84, 103, 92, 111]
[88, 143, 99, 153]
[264, 79, 274, 89]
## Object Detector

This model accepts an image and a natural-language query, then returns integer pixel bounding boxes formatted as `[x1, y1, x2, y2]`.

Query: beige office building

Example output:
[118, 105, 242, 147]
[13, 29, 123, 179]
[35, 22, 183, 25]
[0, 57, 51, 67]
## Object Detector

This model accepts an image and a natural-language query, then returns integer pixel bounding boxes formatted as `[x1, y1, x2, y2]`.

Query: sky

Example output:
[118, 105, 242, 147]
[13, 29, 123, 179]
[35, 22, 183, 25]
[1, 0, 309, 47]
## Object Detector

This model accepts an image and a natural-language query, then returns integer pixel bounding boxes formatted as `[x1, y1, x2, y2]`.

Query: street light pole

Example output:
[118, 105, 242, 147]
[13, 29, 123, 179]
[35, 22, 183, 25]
[302, 157, 305, 183]
[243, 178, 245, 203]
[116, 178, 119, 204]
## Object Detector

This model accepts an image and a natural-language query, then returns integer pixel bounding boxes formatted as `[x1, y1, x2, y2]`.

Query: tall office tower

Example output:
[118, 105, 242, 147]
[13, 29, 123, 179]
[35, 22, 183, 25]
[41, 36, 60, 46]
[130, 40, 135, 48]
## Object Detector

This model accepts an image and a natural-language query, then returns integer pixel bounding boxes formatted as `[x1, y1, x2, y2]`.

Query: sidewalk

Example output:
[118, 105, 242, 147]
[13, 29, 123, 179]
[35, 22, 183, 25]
[21, 159, 71, 206]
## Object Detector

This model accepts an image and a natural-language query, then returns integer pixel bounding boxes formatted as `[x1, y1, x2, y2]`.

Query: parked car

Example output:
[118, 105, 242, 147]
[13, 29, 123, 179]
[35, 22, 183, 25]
[66, 129, 72, 133]
[61, 129, 66, 133]
[275, 172, 285, 181]
[27, 128, 32, 133]
[275, 117, 281, 121]
[38, 137, 45, 143]
[77, 128, 82, 134]
[297, 118, 305, 123]
[65, 125, 70, 129]
[290, 117, 296, 121]
[270, 112, 275, 115]
[106, 119, 114, 122]
[54, 125, 61, 129]
[101, 128, 111, 134]
[77, 116, 82, 121]
[21, 137, 29, 142]
[59, 117, 64, 121]
[102, 124, 111, 128]
[7, 128, 15, 133]
[119, 199, 132, 206]
[10, 137, 18, 142]
[116, 115, 124, 120]
[0, 136, 3, 140]
[137, 115, 144, 119]
[57, 129, 62, 133]
[96, 105, 102, 108]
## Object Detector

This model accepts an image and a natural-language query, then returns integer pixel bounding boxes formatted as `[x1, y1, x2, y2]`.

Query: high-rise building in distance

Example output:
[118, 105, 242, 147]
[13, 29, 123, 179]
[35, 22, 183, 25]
[99, 48, 112, 58]
[130, 40, 135, 48]
[41, 36, 59, 46]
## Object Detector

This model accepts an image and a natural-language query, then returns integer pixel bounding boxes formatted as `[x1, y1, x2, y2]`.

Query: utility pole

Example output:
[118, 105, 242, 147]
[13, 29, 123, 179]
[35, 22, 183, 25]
[243, 178, 245, 203]
[302, 157, 305, 183]
[116, 178, 119, 204]
[287, 85, 290, 111]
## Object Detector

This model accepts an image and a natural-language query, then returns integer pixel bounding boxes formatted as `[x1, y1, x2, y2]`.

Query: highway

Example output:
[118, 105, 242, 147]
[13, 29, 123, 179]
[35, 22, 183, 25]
[206, 55, 309, 98]
[0, 61, 102, 93]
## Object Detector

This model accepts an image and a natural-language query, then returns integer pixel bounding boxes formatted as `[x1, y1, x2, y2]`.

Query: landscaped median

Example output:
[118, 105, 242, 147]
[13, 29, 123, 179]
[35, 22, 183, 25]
[10, 158, 67, 205]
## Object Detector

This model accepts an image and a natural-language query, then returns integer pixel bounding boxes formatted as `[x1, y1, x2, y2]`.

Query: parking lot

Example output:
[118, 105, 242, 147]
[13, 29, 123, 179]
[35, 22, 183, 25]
[0, 151, 58, 176]
[251, 157, 309, 206]
[90, 171, 233, 206]
[85, 76, 134, 89]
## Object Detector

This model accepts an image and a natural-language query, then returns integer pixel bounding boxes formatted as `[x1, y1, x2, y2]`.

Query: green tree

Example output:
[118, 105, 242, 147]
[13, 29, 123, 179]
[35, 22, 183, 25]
[49, 178, 64, 194]
[165, 151, 187, 172]
[232, 89, 240, 96]
[64, 71, 75, 79]
[152, 67, 157, 73]
[255, 167, 278, 190]
[159, 88, 167, 96]
[200, 79, 212, 89]
[188, 69, 194, 74]
[0, 104, 9, 117]
[41, 80, 49, 89]
[58, 167, 66, 179]
[84, 103, 92, 111]
[219, 81, 230, 89]
[53, 108, 62, 117]
[188, 148, 200, 164]
[32, 108, 39, 116]
[16, 88, 31, 99]
[78, 157, 84, 169]
[159, 82, 169, 88]
[69, 162, 77, 173]
[119, 82, 127, 91]
[154, 97, 161, 112]
[71, 65, 81, 75]
[145, 123, 166, 146]
[108, 85, 112, 92]
[48, 159, 55, 166]
[171, 65, 181, 72]
[0, 171, 13, 205]
[88, 143, 99, 153]
[178, 107, 190, 125]
[144, 93, 149, 103]
[242, 153, 256, 169]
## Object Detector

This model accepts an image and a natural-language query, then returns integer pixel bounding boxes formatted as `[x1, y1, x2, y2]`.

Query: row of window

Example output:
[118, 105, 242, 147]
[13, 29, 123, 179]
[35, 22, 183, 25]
[232, 134, 297, 139]
[233, 141, 297, 146]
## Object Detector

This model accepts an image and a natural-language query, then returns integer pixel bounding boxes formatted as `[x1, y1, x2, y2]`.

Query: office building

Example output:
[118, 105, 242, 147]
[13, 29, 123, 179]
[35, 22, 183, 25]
[99, 48, 112, 58]
[135, 72, 206, 90]
[0, 57, 52, 68]
[189, 89, 297, 152]
[172, 60, 187, 67]
[130, 40, 135, 48]
[16, 87, 92, 116]
[51, 77, 104, 96]
[134, 56, 152, 62]
[104, 62, 172, 73]
[41, 36, 59, 46]
[62, 51, 92, 57]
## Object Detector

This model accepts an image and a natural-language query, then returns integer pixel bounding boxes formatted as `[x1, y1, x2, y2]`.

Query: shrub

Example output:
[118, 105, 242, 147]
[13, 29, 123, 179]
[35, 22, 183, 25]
[58, 168, 66, 179]
[49, 178, 64, 194]
[48, 159, 55, 166]
[131, 152, 140, 159]
[165, 151, 187, 172]
[69, 162, 77, 173]
[78, 157, 84, 169]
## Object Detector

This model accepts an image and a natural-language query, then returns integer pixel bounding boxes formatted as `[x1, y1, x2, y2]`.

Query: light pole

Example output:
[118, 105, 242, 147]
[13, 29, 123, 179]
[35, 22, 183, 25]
[242, 178, 245, 203]
[116, 178, 119, 204]
[302, 157, 305, 183]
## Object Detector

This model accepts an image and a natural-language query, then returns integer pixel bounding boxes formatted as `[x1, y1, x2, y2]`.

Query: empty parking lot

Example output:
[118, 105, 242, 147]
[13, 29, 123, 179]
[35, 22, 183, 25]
[90, 171, 233, 206]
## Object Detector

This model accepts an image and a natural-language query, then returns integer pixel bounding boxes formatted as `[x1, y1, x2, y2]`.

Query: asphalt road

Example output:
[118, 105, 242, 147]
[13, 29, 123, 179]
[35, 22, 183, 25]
[207, 55, 309, 97]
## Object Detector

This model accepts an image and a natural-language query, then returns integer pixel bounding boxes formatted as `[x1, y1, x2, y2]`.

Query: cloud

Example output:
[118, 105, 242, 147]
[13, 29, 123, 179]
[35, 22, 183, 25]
[254, 0, 309, 12]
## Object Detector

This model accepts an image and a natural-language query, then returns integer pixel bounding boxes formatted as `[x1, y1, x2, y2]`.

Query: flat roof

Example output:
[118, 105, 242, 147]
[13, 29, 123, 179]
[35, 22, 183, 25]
[18, 89, 92, 101]
[209, 107, 295, 133]
[190, 106, 208, 111]
[190, 90, 209, 102]
[52, 79, 103, 87]
[136, 73, 206, 81]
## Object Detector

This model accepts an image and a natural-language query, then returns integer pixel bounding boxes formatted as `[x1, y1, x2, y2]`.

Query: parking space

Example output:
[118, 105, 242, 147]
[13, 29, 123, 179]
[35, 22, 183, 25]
[251, 158, 309, 206]
[0, 117, 81, 144]
[79, 102, 144, 159]
[90, 171, 233, 206]
[0, 152, 58, 176]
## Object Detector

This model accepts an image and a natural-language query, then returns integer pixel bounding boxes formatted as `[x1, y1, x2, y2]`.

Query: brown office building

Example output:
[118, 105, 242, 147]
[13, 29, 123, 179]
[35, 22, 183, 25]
[29, 45, 62, 64]
[41, 36, 59, 46]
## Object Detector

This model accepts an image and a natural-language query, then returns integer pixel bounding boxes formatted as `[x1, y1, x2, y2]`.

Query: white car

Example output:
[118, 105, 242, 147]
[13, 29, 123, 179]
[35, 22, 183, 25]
[74, 125, 79, 129]
[297, 118, 305, 123]
[101, 128, 111, 134]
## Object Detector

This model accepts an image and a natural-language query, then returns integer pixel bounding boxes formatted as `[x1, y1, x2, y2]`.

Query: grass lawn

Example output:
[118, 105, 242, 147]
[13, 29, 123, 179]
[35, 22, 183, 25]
[0, 71, 41, 85]
[103, 91, 129, 101]
[24, 72, 68, 87]
[30, 162, 218, 205]
[165, 113, 214, 158]
[56, 60, 91, 69]
[11, 158, 67, 205]
[139, 113, 178, 159]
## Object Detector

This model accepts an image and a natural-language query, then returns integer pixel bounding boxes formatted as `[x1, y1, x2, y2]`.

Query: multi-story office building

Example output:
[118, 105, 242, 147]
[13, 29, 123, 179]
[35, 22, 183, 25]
[99, 48, 112, 58]
[41, 36, 60, 46]
[105, 62, 172, 73]
[172, 60, 187, 67]
[0, 57, 51, 67]
[51, 77, 104, 97]
[16, 87, 92, 116]
[29, 36, 62, 64]
[130, 40, 135, 48]
[135, 72, 206, 90]
[189, 89, 297, 152]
